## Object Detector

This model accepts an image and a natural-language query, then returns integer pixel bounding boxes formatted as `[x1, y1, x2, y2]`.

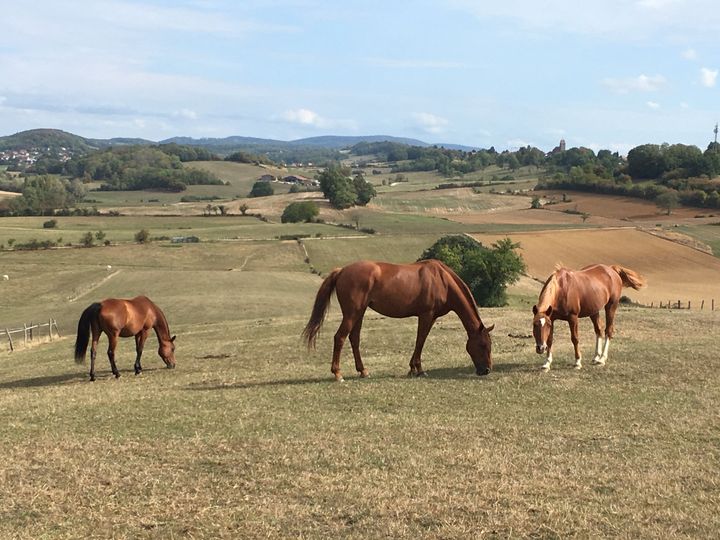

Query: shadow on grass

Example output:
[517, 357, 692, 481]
[0, 372, 87, 389]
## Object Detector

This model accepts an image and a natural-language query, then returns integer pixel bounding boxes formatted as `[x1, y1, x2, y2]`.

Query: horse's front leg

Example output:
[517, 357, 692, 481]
[349, 310, 369, 378]
[107, 334, 120, 378]
[408, 313, 435, 377]
[541, 328, 555, 370]
[134, 330, 148, 375]
[568, 316, 582, 369]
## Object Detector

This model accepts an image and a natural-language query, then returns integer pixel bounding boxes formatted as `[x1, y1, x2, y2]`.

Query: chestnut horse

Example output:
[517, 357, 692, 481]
[532, 264, 646, 370]
[74, 296, 176, 381]
[302, 259, 494, 381]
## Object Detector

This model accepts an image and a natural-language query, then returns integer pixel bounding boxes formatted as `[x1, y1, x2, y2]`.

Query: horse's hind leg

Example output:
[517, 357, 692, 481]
[107, 334, 120, 378]
[409, 313, 434, 377]
[89, 328, 100, 382]
[332, 317, 355, 382]
[568, 315, 582, 369]
[596, 302, 618, 365]
[349, 310, 369, 378]
[590, 313, 605, 365]
[134, 330, 148, 375]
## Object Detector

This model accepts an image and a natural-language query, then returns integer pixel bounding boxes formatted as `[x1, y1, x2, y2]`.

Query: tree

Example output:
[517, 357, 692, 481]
[281, 201, 319, 223]
[418, 235, 526, 307]
[80, 231, 94, 247]
[239, 203, 249, 215]
[134, 229, 150, 243]
[353, 174, 377, 206]
[580, 212, 591, 223]
[530, 196, 541, 209]
[95, 230, 106, 242]
[249, 181, 274, 198]
[655, 190, 680, 215]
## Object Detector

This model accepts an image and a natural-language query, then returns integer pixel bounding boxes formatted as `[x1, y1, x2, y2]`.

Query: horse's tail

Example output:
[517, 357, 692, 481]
[611, 265, 647, 290]
[74, 302, 101, 363]
[302, 268, 342, 350]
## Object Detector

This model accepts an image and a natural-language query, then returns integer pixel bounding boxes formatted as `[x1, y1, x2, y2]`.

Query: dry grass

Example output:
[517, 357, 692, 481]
[1, 299, 719, 538]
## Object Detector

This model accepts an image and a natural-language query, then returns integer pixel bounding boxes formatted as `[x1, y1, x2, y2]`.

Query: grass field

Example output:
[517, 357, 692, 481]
[0, 241, 719, 538]
[2, 179, 720, 538]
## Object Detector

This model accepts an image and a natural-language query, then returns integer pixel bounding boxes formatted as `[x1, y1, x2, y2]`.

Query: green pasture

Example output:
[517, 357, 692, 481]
[677, 224, 720, 257]
[0, 215, 366, 246]
[0, 241, 718, 538]
[371, 188, 530, 214]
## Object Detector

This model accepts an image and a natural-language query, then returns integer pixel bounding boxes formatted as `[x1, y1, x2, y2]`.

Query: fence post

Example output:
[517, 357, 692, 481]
[688, 301, 691, 310]
[701, 300, 705, 310]
[713, 299, 715, 311]
[6, 328, 13, 351]
[53, 318, 60, 338]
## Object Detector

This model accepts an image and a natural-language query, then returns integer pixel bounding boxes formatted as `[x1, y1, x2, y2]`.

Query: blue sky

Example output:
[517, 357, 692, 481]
[0, 0, 718, 152]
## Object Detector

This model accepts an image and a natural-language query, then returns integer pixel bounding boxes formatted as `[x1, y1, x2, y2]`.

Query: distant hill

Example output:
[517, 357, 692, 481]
[0, 129, 477, 166]
[0, 129, 96, 153]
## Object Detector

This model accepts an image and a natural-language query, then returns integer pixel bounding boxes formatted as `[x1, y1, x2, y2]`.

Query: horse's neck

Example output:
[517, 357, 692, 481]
[447, 276, 481, 335]
[152, 306, 171, 342]
[538, 274, 563, 313]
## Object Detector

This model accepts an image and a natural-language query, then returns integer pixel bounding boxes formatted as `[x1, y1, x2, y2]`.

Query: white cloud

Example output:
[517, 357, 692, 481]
[602, 74, 666, 94]
[283, 108, 323, 126]
[682, 48, 697, 60]
[412, 112, 449, 134]
[506, 138, 534, 149]
[680, 102, 689, 109]
[646, 101, 661, 109]
[700, 67, 718, 88]
[174, 108, 198, 120]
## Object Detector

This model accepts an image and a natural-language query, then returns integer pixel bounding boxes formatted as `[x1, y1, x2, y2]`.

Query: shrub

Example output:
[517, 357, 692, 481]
[249, 181, 274, 198]
[43, 219, 58, 229]
[134, 229, 150, 243]
[419, 235, 526, 307]
[281, 201, 319, 223]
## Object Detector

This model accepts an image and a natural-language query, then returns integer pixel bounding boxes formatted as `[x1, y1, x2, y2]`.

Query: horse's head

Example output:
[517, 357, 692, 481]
[467, 323, 494, 376]
[159, 335, 177, 368]
[532, 305, 553, 354]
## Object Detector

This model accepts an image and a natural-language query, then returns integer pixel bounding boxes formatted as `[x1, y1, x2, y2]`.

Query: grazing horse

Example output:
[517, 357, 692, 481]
[302, 259, 494, 381]
[532, 264, 646, 370]
[74, 296, 176, 381]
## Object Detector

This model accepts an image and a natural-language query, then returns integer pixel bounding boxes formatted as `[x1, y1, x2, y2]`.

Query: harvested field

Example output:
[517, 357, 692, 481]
[535, 190, 707, 222]
[471, 228, 720, 307]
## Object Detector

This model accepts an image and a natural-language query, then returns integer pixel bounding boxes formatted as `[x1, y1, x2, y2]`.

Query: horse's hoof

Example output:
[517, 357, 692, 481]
[574, 364, 582, 370]
[416, 371, 428, 377]
[407, 370, 415, 378]
[540, 365, 550, 372]
[359, 370, 369, 378]
[593, 360, 606, 366]
[114, 373, 121, 379]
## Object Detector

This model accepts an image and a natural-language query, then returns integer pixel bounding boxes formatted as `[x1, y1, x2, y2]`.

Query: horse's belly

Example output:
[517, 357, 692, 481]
[369, 301, 417, 319]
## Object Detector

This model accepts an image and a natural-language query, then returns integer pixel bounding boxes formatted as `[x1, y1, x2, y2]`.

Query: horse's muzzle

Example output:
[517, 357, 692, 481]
[476, 367, 491, 376]
[536, 345, 546, 354]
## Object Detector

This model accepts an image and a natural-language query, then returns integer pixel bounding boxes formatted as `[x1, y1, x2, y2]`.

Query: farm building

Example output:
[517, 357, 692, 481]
[282, 174, 319, 187]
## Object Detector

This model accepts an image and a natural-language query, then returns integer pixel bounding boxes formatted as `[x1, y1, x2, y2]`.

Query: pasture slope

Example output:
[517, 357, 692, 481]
[1, 181, 719, 538]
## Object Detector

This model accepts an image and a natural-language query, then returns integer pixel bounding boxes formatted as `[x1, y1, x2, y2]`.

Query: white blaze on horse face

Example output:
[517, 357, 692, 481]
[540, 317, 546, 328]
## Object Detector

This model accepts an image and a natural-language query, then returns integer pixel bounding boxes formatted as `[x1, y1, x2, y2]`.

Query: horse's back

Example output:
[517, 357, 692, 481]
[335, 259, 447, 317]
[98, 296, 157, 334]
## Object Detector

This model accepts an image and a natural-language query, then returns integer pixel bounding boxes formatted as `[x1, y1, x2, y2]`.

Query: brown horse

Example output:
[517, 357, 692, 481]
[74, 296, 176, 381]
[302, 259, 494, 381]
[532, 264, 646, 370]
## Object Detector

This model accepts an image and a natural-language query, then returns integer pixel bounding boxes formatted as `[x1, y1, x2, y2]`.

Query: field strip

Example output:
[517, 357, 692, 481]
[68, 270, 121, 303]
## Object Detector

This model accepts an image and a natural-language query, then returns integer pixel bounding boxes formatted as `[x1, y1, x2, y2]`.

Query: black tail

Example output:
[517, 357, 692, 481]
[74, 303, 101, 363]
[302, 268, 341, 349]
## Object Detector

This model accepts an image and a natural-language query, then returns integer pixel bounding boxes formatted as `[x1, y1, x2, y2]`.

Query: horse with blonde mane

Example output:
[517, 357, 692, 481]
[532, 264, 646, 370]
[302, 259, 494, 381]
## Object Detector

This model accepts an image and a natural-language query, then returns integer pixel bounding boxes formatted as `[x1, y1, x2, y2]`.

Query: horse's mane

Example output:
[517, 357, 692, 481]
[538, 271, 561, 309]
[434, 261, 482, 323]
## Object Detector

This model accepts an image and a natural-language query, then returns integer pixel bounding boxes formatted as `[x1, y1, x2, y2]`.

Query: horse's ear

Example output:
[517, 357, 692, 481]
[545, 306, 553, 317]
[171, 335, 176, 342]
[486, 324, 495, 333]
[532, 305, 538, 315]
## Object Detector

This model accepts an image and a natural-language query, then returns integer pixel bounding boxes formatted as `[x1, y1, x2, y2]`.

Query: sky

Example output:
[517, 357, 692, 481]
[0, 0, 718, 153]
